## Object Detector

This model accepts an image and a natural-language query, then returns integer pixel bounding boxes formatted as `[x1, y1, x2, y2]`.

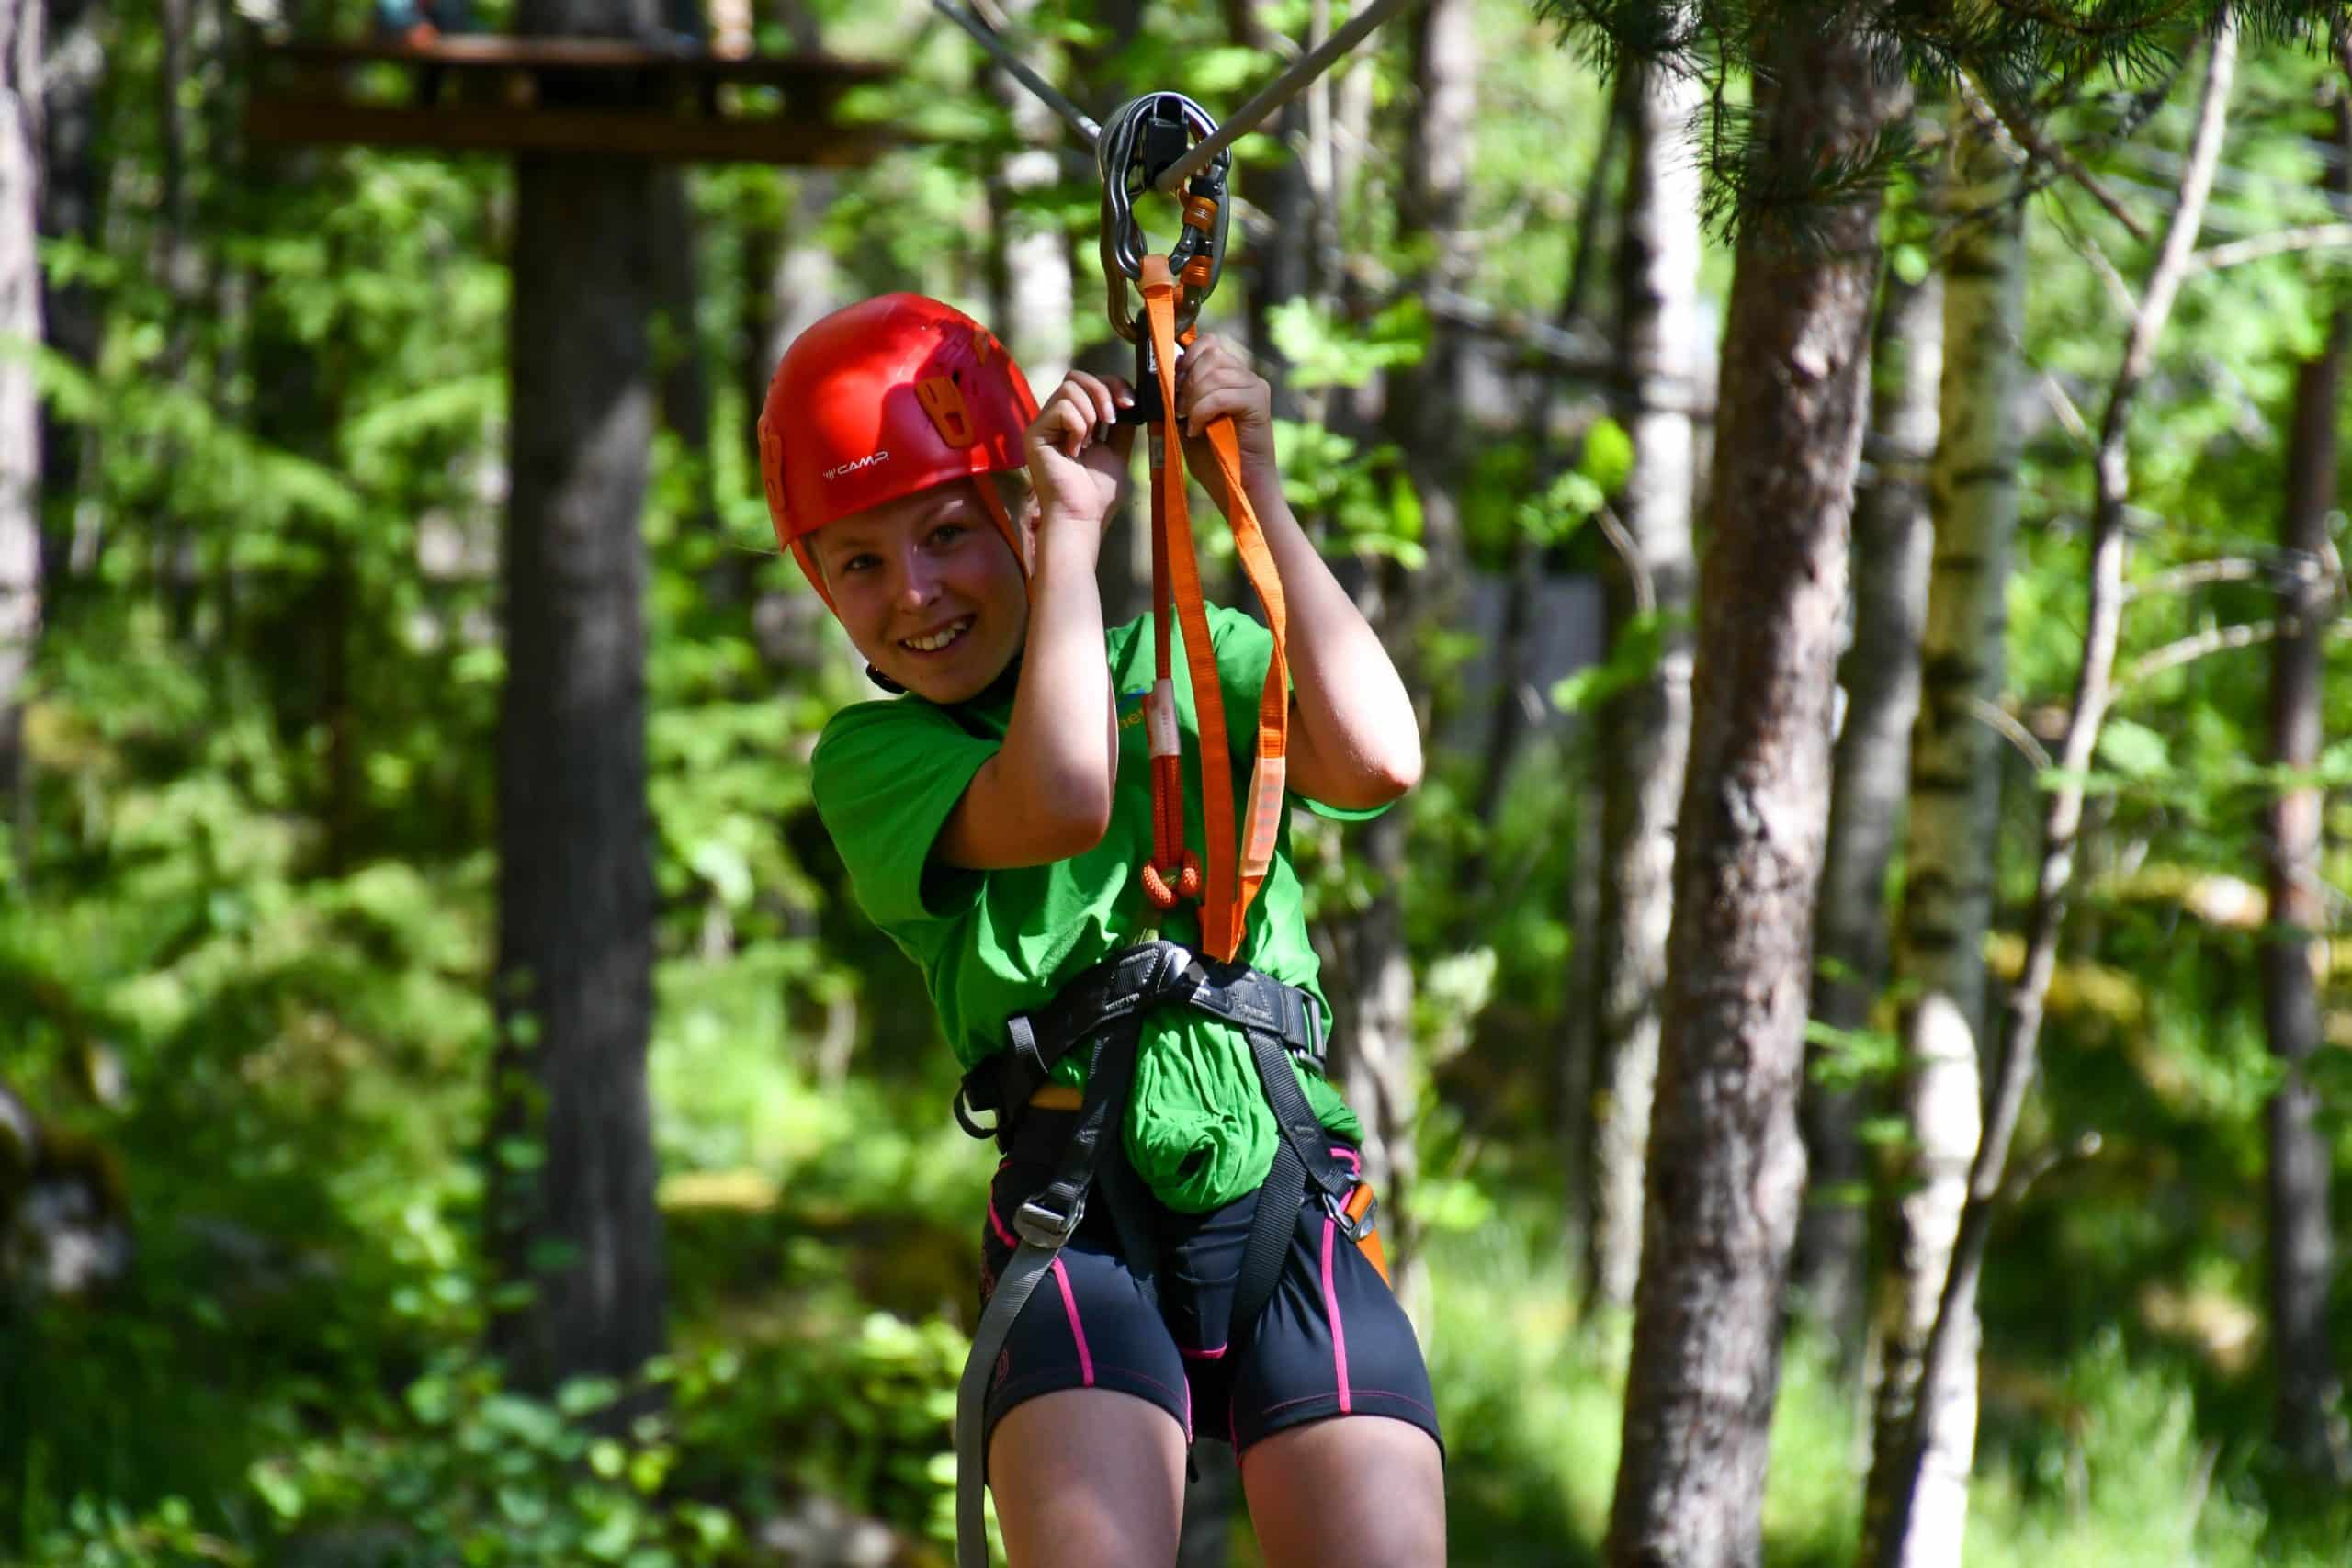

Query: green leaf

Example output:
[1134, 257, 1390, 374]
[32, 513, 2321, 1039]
[407, 1373, 455, 1425]
[558, 1375, 623, 1417]
[495, 1135, 547, 1171]
[1264, 298, 1427, 390]
[1578, 417, 1634, 495]
[1550, 609, 1680, 715]
[249, 1461, 306, 1522]
[1804, 1018, 1900, 1089]
[687, 840, 753, 908]
[2096, 717, 2171, 780]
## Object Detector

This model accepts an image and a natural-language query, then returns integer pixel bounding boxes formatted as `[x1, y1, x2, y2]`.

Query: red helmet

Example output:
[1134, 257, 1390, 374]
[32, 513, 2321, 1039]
[757, 293, 1039, 610]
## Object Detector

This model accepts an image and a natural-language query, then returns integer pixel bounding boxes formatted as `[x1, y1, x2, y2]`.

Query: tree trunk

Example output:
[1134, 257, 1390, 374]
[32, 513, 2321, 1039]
[1794, 261, 1942, 1368]
[1067, 0, 1147, 625]
[1872, 22, 2238, 1561]
[0, 0, 40, 871]
[982, 0, 1071, 390]
[648, 169, 717, 536]
[1586, 51, 1702, 1314]
[2262, 85, 2351, 1485]
[488, 0, 670, 1398]
[1473, 92, 1623, 844]
[1227, 0, 1315, 421]
[33, 0, 97, 597]
[1603, 19, 1905, 1565]
[1856, 112, 2018, 1568]
[1325, 0, 1475, 1311]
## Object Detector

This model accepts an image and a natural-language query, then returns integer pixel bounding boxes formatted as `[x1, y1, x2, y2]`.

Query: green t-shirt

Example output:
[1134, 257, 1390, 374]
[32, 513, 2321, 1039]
[811, 604, 1372, 1212]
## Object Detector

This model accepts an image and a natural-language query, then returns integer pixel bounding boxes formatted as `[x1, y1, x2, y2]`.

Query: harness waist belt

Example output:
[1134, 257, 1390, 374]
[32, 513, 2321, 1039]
[955, 939, 1328, 1139]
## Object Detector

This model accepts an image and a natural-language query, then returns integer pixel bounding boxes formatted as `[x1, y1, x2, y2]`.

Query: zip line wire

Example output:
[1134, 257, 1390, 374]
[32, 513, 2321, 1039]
[930, 0, 1101, 143]
[1149, 0, 1422, 192]
[928, 0, 1426, 190]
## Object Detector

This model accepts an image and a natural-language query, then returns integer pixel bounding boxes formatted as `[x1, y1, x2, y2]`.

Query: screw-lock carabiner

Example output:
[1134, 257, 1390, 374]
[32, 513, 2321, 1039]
[1096, 91, 1231, 344]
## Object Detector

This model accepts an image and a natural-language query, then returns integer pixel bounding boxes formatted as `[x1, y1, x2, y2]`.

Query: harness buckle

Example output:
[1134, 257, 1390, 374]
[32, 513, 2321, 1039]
[1327, 1184, 1378, 1246]
[1014, 1191, 1087, 1250]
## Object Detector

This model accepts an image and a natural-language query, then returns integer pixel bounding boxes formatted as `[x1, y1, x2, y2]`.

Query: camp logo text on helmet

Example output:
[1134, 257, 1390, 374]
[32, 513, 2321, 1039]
[757, 294, 1040, 612]
[822, 450, 890, 482]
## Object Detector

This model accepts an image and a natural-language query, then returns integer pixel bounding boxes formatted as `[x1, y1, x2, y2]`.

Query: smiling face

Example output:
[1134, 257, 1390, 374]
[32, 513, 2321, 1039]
[813, 479, 1032, 704]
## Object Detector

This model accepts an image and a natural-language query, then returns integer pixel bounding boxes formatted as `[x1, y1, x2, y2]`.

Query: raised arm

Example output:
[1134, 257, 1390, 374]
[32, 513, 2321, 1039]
[1173, 337, 1422, 811]
[936, 371, 1137, 868]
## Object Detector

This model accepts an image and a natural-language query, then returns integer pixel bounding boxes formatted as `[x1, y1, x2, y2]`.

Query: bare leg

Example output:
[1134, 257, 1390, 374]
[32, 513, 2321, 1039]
[1240, 1415, 1445, 1568]
[988, 1388, 1188, 1568]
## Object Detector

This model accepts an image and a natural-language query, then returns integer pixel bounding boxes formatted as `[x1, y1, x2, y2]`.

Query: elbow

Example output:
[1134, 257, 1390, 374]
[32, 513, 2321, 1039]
[1040, 770, 1114, 857]
[1370, 731, 1422, 803]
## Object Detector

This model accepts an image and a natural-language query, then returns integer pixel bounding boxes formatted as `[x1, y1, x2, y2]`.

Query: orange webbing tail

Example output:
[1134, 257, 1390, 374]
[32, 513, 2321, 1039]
[1136, 257, 1290, 962]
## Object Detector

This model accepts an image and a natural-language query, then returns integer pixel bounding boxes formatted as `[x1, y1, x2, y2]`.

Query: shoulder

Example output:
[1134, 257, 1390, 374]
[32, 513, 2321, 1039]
[812, 698, 976, 809]
[816, 696, 962, 762]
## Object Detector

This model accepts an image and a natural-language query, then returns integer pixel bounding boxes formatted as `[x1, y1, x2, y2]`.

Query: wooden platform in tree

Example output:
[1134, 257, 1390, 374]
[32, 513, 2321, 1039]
[244, 37, 907, 165]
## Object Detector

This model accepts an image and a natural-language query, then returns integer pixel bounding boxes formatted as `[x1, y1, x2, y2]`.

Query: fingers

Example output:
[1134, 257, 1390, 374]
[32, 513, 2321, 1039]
[1171, 335, 1268, 436]
[1037, 370, 1136, 450]
[1030, 373, 1138, 460]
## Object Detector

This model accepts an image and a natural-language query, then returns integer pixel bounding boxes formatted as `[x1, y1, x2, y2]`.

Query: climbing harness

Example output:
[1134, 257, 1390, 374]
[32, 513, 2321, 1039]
[950, 941, 1381, 1568]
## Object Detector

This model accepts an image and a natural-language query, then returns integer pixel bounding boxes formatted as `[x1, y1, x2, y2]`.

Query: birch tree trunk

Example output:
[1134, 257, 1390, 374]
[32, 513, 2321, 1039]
[1795, 261, 1940, 1369]
[1872, 22, 2238, 1561]
[2262, 85, 2351, 1484]
[1587, 51, 1701, 1313]
[488, 0, 670, 1400]
[1855, 110, 2018, 1568]
[982, 0, 1070, 390]
[0, 0, 40, 866]
[1604, 19, 1906, 1563]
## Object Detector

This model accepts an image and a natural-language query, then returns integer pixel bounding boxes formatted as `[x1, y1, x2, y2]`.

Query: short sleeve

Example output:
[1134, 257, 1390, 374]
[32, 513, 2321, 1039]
[811, 700, 998, 929]
[1204, 604, 1393, 823]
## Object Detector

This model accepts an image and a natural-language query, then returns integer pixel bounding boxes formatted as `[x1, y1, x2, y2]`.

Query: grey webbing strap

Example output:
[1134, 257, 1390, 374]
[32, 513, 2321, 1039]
[954, 1018, 1143, 1568]
[956, 1235, 1057, 1568]
[1228, 1022, 1358, 1348]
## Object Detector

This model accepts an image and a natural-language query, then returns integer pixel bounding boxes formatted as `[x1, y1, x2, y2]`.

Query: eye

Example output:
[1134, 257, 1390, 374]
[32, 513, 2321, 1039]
[926, 523, 969, 548]
[838, 552, 879, 575]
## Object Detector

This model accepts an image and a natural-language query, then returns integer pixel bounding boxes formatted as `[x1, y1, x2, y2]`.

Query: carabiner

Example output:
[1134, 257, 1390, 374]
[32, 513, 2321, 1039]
[1097, 90, 1232, 344]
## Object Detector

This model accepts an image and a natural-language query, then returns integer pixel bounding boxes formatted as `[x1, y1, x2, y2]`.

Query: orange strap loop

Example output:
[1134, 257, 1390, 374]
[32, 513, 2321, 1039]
[1136, 254, 1290, 963]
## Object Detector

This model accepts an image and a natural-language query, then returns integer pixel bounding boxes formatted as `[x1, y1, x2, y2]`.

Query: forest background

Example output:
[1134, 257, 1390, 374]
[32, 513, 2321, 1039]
[5, 0, 2352, 1563]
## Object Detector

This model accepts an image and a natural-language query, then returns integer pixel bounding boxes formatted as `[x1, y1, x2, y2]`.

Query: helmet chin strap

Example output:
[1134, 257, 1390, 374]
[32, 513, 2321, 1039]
[974, 477, 1031, 592]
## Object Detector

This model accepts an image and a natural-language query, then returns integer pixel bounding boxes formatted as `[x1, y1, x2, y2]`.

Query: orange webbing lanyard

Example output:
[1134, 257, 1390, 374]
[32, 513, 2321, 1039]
[1135, 254, 1290, 964]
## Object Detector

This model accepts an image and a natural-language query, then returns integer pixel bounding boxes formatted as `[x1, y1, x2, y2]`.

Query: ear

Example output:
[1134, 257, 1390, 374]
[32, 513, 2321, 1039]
[1017, 490, 1043, 560]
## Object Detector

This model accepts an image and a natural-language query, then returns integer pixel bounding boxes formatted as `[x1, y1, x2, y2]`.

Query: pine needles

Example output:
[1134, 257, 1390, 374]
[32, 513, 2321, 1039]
[1533, 0, 2349, 244]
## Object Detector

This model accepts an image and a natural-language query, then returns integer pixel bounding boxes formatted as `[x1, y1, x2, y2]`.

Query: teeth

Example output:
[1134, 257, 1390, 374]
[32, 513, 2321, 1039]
[903, 617, 972, 653]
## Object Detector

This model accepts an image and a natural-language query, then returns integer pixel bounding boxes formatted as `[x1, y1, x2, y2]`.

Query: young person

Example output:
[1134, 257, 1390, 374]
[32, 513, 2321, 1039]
[760, 292, 1443, 1567]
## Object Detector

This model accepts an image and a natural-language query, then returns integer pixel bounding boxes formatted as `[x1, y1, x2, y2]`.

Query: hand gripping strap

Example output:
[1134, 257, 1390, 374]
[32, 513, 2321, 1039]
[1138, 258, 1291, 960]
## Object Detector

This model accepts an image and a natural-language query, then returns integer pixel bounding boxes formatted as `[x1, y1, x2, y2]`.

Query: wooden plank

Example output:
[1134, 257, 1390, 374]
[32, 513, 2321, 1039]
[257, 38, 893, 90]
[243, 96, 907, 166]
